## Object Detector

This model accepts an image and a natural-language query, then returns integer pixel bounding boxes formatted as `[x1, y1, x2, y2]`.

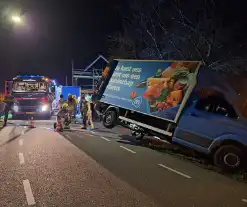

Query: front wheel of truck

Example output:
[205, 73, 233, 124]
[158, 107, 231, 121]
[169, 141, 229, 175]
[214, 145, 245, 172]
[103, 110, 117, 129]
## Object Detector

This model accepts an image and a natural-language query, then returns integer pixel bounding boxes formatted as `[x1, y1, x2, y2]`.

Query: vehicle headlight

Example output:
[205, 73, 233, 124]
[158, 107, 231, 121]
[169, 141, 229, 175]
[13, 105, 18, 112]
[41, 104, 48, 112]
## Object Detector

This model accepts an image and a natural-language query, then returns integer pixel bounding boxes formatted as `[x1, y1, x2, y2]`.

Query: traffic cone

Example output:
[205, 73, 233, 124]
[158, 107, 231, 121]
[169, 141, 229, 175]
[29, 117, 35, 128]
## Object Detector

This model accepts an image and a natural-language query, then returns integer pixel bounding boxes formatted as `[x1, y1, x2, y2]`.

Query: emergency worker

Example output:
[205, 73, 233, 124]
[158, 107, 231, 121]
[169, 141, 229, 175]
[58, 94, 65, 110]
[56, 102, 69, 131]
[3, 94, 16, 127]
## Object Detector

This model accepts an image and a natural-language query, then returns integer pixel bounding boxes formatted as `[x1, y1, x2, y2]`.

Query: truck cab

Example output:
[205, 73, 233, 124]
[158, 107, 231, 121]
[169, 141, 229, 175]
[10, 75, 55, 118]
[173, 93, 247, 171]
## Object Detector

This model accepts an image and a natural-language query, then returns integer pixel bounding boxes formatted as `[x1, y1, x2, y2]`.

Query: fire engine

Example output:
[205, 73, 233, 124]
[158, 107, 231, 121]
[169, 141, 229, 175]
[5, 75, 56, 118]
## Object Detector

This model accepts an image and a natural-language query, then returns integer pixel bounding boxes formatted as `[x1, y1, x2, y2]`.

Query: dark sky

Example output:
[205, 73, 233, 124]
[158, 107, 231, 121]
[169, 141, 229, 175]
[0, 0, 124, 89]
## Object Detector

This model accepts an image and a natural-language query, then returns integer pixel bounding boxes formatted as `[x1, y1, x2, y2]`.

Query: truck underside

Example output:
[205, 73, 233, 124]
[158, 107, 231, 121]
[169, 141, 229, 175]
[100, 103, 175, 140]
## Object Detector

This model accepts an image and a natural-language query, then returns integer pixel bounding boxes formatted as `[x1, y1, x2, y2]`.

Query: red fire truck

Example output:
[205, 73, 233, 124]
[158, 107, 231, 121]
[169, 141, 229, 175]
[5, 75, 56, 118]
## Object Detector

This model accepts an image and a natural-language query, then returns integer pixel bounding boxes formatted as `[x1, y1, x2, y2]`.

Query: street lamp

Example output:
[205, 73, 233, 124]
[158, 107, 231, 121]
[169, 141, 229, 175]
[11, 15, 22, 24]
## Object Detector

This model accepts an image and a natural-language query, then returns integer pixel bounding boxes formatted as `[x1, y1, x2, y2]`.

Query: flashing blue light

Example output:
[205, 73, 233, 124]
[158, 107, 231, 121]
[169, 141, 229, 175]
[17, 75, 44, 79]
[53, 80, 56, 85]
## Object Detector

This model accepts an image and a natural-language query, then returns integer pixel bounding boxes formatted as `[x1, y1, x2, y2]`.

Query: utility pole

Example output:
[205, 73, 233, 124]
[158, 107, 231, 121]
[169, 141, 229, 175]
[71, 59, 74, 86]
[93, 68, 95, 90]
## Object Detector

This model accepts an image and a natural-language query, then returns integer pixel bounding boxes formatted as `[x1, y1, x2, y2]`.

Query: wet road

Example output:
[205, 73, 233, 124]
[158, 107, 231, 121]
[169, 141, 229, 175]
[0, 118, 246, 206]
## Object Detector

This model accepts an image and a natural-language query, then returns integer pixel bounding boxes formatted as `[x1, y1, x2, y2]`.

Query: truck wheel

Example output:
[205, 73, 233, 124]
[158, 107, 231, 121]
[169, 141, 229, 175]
[103, 110, 117, 129]
[214, 145, 245, 172]
[131, 131, 145, 140]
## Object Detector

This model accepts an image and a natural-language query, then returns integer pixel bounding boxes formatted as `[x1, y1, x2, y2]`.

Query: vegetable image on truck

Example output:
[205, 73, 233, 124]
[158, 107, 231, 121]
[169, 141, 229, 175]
[96, 59, 247, 172]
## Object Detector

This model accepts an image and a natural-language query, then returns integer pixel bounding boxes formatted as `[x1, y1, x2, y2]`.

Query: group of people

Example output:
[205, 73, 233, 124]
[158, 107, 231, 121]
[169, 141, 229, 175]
[56, 93, 95, 131]
[0, 93, 97, 131]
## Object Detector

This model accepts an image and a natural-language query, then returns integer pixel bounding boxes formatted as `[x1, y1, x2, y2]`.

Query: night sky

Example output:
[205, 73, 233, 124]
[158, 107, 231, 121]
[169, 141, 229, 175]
[0, 0, 124, 90]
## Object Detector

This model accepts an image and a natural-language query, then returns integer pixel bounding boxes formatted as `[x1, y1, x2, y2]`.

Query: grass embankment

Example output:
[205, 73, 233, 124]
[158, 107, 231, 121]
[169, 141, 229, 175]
[141, 138, 247, 183]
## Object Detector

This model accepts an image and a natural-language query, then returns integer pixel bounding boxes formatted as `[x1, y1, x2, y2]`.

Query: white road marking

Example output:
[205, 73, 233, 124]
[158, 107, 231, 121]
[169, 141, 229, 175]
[12, 120, 54, 124]
[91, 131, 96, 134]
[242, 199, 247, 203]
[120, 140, 131, 143]
[19, 139, 23, 146]
[23, 179, 35, 205]
[101, 136, 110, 141]
[120, 146, 136, 154]
[19, 153, 25, 164]
[66, 135, 72, 140]
[40, 127, 53, 130]
[158, 164, 191, 179]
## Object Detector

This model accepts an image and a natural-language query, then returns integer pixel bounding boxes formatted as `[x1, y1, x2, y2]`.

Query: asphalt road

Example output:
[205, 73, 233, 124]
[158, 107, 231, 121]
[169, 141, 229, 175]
[0, 118, 246, 206]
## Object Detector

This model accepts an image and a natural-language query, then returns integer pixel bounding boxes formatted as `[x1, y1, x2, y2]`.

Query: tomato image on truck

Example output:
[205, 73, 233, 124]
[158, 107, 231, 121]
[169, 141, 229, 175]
[8, 75, 56, 119]
[95, 59, 247, 172]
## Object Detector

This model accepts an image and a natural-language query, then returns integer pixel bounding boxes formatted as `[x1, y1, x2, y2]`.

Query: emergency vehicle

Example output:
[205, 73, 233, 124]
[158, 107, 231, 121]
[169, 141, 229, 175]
[5, 75, 56, 118]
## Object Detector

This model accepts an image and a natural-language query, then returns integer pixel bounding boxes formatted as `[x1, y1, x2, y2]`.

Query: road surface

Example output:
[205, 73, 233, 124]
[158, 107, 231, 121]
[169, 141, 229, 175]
[0, 117, 246, 206]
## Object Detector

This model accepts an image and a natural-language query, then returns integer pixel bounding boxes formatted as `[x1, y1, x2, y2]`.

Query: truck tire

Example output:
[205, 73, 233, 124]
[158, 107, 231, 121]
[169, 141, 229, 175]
[131, 131, 145, 140]
[214, 145, 245, 172]
[103, 110, 117, 129]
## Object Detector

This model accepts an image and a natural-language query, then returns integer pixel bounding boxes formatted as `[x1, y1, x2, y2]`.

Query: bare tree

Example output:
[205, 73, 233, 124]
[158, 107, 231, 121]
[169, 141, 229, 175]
[108, 32, 137, 59]
[110, 0, 247, 73]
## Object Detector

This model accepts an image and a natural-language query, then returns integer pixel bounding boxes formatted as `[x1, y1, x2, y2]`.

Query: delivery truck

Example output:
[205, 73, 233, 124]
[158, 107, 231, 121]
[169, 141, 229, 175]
[95, 59, 247, 172]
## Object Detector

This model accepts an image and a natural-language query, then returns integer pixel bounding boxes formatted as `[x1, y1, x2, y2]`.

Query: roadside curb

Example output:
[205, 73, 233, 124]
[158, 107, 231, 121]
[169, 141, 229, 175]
[143, 136, 247, 182]
[141, 136, 199, 156]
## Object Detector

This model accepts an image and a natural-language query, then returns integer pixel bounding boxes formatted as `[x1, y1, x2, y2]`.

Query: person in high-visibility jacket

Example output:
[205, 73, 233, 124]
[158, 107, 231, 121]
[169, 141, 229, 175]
[67, 94, 77, 121]
[72, 95, 78, 104]
[81, 94, 94, 130]
[3, 94, 16, 127]
[57, 102, 69, 131]
[72, 95, 78, 115]
[58, 94, 65, 110]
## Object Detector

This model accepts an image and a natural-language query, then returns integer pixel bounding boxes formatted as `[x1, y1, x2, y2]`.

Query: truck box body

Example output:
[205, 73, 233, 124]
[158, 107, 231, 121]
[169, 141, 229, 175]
[98, 60, 201, 123]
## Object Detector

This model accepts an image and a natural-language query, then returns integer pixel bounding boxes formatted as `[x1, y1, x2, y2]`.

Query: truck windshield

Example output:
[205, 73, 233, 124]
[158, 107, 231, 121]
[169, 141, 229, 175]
[12, 81, 48, 92]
